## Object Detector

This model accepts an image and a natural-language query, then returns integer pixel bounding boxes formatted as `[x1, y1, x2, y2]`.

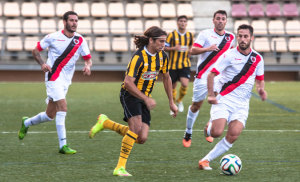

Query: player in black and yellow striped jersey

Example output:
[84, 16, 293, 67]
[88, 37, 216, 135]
[165, 15, 194, 114]
[89, 26, 178, 177]
[121, 46, 168, 97]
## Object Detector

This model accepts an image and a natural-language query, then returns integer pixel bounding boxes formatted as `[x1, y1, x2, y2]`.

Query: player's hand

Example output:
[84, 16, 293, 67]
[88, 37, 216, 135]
[83, 66, 91, 76]
[258, 88, 267, 101]
[145, 97, 156, 110]
[208, 44, 219, 52]
[170, 103, 178, 118]
[41, 63, 52, 73]
[207, 95, 218, 104]
[174, 44, 181, 51]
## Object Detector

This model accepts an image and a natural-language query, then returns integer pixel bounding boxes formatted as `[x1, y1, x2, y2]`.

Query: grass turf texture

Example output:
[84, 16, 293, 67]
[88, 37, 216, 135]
[0, 82, 299, 181]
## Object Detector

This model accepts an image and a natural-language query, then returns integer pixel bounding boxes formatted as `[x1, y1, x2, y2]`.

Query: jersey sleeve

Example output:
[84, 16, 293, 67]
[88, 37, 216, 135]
[255, 56, 264, 80]
[37, 34, 52, 51]
[80, 37, 92, 60]
[165, 32, 173, 47]
[211, 52, 230, 75]
[193, 30, 206, 48]
[126, 55, 143, 78]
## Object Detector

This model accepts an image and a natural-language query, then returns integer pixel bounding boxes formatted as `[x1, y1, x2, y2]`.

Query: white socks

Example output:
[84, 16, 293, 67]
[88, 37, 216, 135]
[202, 137, 233, 162]
[24, 112, 53, 127]
[56, 111, 67, 149]
[207, 121, 212, 136]
[185, 105, 199, 134]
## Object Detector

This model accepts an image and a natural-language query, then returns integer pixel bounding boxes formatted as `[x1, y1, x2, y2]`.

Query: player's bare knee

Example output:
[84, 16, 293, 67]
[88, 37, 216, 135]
[210, 128, 223, 138]
[57, 107, 67, 112]
[190, 104, 200, 113]
[226, 135, 238, 144]
[46, 111, 56, 119]
[137, 137, 147, 144]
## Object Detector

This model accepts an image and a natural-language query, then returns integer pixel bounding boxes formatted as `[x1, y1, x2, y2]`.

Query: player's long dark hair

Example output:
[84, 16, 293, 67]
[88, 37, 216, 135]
[134, 26, 167, 49]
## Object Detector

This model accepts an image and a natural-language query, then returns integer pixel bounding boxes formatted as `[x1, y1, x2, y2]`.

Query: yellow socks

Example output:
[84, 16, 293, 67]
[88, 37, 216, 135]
[177, 86, 188, 103]
[116, 130, 138, 169]
[103, 119, 129, 136]
[172, 88, 177, 102]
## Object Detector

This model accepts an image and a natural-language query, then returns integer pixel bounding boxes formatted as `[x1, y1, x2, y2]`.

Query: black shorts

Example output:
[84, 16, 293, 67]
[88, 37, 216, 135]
[119, 89, 151, 126]
[169, 67, 191, 84]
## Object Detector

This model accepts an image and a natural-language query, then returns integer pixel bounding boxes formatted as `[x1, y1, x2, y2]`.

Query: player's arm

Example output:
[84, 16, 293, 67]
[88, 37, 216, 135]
[123, 75, 156, 110]
[190, 44, 219, 55]
[164, 44, 181, 52]
[82, 58, 92, 76]
[190, 31, 219, 55]
[164, 33, 180, 52]
[32, 47, 52, 73]
[162, 72, 178, 117]
[207, 71, 217, 104]
[255, 79, 267, 101]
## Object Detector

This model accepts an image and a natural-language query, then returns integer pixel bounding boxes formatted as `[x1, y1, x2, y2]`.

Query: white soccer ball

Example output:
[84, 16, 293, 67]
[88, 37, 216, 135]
[220, 154, 242, 175]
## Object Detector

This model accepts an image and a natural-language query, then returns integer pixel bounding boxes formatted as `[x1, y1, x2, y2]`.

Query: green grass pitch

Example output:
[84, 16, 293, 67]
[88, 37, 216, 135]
[0, 81, 299, 181]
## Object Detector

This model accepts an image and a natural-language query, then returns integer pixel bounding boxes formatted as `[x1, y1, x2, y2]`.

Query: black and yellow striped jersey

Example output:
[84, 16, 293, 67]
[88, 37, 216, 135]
[165, 30, 194, 70]
[122, 47, 169, 97]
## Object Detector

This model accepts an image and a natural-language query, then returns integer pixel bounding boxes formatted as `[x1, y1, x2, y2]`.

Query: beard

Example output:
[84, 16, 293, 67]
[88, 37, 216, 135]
[66, 23, 76, 33]
[216, 23, 225, 31]
[239, 41, 251, 50]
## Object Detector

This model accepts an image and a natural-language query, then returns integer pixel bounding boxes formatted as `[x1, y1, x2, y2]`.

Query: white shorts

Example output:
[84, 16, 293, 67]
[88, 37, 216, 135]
[210, 102, 249, 127]
[192, 78, 207, 102]
[45, 81, 69, 102]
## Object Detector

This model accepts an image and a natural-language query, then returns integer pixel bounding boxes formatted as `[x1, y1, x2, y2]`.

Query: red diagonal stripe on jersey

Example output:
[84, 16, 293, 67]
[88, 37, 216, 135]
[49, 37, 83, 81]
[196, 34, 234, 79]
[220, 54, 262, 96]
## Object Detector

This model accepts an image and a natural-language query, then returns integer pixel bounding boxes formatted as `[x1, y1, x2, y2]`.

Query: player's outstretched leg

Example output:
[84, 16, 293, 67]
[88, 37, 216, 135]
[89, 114, 129, 138]
[89, 114, 109, 138]
[183, 105, 199, 147]
[113, 130, 137, 177]
[18, 117, 29, 140]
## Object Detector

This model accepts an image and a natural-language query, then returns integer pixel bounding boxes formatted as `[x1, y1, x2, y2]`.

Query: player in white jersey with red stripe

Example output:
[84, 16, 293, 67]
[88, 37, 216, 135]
[183, 10, 235, 147]
[198, 24, 267, 170]
[18, 11, 92, 154]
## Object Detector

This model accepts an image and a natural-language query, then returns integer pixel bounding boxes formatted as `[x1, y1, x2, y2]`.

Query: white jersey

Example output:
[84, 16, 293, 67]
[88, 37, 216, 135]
[193, 29, 235, 82]
[211, 47, 264, 106]
[37, 30, 91, 84]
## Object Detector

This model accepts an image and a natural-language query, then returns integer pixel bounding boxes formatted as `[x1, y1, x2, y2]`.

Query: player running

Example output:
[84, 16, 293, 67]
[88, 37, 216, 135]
[198, 24, 267, 170]
[183, 10, 235, 147]
[18, 11, 92, 154]
[89, 26, 178, 177]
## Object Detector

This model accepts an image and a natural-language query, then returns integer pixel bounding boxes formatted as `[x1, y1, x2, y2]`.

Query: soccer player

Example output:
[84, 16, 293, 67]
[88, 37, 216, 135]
[18, 11, 92, 154]
[198, 24, 267, 170]
[164, 15, 194, 114]
[182, 10, 235, 148]
[89, 26, 178, 177]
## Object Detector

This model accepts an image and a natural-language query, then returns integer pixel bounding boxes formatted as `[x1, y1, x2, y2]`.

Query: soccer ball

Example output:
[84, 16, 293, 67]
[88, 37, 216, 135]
[220, 154, 242, 175]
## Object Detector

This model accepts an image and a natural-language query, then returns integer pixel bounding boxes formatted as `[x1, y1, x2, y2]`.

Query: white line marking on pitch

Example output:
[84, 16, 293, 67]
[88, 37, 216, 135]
[1, 129, 299, 134]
